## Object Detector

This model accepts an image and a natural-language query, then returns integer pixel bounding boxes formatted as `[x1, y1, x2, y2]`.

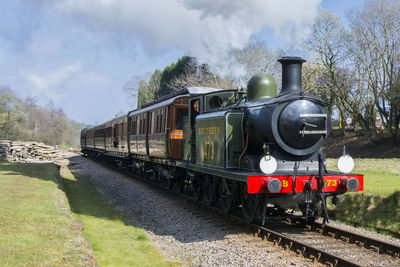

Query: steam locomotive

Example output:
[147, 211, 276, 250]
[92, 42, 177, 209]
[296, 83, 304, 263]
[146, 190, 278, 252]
[81, 57, 363, 224]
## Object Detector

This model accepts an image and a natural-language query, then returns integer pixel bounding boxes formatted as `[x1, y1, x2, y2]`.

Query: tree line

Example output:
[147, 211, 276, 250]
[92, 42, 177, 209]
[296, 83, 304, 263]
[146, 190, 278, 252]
[0, 87, 85, 148]
[130, 0, 399, 144]
[125, 38, 278, 108]
[305, 0, 400, 143]
[125, 56, 234, 108]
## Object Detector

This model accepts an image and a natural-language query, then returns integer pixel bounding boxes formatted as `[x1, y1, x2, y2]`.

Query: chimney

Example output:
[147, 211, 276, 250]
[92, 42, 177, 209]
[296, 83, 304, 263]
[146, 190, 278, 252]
[278, 56, 306, 95]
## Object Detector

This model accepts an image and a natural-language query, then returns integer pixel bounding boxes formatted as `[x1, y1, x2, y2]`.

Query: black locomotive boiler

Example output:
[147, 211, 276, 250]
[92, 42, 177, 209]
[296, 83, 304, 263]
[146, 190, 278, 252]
[81, 57, 363, 224]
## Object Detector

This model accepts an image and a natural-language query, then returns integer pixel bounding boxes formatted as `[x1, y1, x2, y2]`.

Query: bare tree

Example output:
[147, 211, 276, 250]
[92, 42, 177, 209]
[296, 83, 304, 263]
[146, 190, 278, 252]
[165, 65, 232, 91]
[230, 38, 279, 87]
[302, 60, 336, 115]
[123, 75, 141, 109]
[308, 1, 400, 142]
[346, 0, 400, 139]
[0, 88, 84, 147]
[136, 70, 163, 108]
[307, 9, 379, 142]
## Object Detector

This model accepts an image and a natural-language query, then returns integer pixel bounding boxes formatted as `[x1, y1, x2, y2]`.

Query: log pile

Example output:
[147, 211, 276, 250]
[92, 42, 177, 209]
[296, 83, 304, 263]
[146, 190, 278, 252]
[0, 140, 63, 163]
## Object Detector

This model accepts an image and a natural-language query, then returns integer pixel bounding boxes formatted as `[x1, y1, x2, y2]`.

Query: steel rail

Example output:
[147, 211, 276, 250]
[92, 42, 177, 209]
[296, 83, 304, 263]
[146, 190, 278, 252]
[78, 154, 399, 267]
[312, 222, 400, 259]
[251, 224, 361, 267]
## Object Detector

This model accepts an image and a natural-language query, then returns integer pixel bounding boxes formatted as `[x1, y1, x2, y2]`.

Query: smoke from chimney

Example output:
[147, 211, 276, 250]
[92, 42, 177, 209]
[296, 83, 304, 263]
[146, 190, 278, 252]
[57, 0, 321, 78]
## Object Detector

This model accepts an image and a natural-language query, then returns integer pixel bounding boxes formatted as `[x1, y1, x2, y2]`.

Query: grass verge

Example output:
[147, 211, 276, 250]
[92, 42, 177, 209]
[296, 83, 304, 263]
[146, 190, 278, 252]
[60, 164, 179, 267]
[0, 160, 93, 266]
[326, 158, 400, 196]
[326, 158, 400, 233]
[331, 192, 400, 233]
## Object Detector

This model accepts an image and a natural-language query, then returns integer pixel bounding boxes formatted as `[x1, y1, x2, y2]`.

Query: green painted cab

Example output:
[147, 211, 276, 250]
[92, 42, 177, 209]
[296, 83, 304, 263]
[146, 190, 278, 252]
[195, 111, 244, 168]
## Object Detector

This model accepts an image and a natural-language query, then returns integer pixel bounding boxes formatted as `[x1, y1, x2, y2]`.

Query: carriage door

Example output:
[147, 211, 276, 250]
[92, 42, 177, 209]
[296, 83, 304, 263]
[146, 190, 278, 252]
[127, 116, 132, 152]
[146, 112, 150, 156]
[113, 123, 118, 148]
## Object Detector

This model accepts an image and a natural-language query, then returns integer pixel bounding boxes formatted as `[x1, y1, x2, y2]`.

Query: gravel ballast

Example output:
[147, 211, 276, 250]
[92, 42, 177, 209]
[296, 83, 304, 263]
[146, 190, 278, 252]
[65, 153, 399, 266]
[65, 153, 318, 266]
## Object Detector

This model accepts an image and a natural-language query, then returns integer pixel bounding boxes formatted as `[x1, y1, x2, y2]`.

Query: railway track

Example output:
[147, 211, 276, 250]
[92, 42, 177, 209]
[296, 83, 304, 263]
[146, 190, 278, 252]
[328, 212, 400, 240]
[185, 198, 400, 266]
[255, 220, 400, 266]
[78, 154, 400, 267]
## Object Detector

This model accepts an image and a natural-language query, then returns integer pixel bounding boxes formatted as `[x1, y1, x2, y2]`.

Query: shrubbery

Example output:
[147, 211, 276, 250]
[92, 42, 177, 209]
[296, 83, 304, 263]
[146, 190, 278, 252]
[333, 192, 400, 232]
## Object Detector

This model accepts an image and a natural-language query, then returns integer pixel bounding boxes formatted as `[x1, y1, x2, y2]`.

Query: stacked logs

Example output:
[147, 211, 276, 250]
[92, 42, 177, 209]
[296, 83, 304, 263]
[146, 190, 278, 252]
[0, 140, 63, 163]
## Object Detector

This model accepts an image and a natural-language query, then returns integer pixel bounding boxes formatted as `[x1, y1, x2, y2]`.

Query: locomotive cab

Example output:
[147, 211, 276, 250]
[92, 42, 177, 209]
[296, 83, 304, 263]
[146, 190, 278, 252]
[184, 89, 241, 163]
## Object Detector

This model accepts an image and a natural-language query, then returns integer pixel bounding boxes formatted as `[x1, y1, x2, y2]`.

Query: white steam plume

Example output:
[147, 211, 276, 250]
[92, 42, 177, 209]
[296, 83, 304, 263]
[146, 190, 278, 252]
[57, 0, 321, 76]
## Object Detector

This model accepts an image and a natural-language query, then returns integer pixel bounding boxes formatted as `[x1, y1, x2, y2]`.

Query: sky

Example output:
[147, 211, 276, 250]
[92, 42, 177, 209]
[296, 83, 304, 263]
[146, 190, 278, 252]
[0, 0, 366, 125]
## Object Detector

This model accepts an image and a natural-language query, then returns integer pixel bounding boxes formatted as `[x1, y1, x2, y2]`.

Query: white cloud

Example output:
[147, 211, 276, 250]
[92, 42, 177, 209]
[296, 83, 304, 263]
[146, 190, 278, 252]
[56, 0, 321, 76]
[24, 62, 82, 102]
[0, 0, 323, 124]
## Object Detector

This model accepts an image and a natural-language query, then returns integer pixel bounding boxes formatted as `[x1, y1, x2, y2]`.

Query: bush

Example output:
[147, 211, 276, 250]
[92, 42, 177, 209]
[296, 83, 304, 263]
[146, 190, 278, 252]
[333, 192, 400, 232]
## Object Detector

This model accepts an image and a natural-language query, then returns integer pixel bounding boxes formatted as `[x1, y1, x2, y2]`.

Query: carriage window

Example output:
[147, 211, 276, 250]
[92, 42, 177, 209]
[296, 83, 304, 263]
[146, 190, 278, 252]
[149, 113, 151, 134]
[159, 113, 163, 133]
[132, 118, 137, 135]
[113, 125, 118, 137]
[156, 110, 160, 133]
[152, 112, 156, 134]
[141, 116, 145, 134]
[135, 118, 138, 134]
[138, 118, 140, 135]
[149, 112, 153, 134]
[140, 116, 144, 134]
[106, 127, 112, 138]
[161, 108, 166, 132]
[175, 108, 188, 130]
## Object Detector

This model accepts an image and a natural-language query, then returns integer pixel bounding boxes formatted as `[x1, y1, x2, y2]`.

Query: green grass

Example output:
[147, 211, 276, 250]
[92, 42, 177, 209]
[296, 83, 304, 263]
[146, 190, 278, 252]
[60, 165, 179, 267]
[0, 159, 179, 266]
[326, 158, 400, 233]
[332, 192, 400, 232]
[0, 160, 92, 266]
[326, 158, 400, 196]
